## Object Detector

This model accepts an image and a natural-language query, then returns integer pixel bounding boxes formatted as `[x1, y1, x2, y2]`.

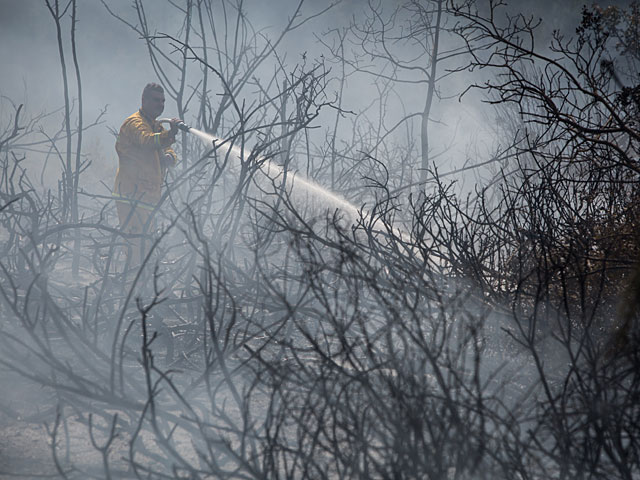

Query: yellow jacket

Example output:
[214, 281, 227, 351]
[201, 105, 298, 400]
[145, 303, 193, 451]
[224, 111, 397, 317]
[113, 110, 177, 206]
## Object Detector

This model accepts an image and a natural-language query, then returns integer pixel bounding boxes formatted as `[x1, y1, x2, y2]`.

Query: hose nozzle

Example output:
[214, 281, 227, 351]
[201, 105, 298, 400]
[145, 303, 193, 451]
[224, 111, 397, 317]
[157, 118, 191, 132]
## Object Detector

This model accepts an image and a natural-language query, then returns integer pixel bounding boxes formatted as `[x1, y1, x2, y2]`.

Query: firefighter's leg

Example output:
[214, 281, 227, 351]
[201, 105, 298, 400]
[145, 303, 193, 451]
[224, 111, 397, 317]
[116, 201, 152, 268]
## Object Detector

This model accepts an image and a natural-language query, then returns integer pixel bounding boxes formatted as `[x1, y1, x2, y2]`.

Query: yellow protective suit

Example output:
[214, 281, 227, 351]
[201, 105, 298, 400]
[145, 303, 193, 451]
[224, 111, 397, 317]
[114, 109, 177, 205]
[113, 110, 177, 264]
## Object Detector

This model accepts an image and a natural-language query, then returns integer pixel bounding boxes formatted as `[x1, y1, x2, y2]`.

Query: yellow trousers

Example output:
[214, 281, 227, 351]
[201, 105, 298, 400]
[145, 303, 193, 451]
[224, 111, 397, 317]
[116, 200, 155, 267]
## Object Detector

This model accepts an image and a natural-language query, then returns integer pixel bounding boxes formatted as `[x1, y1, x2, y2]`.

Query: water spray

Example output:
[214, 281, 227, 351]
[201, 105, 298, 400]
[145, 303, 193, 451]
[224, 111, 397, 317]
[159, 117, 427, 265]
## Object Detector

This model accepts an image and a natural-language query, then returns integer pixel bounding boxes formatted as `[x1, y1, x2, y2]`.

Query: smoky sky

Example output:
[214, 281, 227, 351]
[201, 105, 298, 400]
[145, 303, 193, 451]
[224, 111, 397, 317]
[0, 0, 630, 189]
[0, 0, 625, 116]
[0, 0, 360, 128]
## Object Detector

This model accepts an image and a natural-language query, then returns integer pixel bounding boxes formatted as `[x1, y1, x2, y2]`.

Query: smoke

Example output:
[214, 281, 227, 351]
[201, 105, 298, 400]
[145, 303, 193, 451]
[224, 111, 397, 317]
[1, 0, 633, 477]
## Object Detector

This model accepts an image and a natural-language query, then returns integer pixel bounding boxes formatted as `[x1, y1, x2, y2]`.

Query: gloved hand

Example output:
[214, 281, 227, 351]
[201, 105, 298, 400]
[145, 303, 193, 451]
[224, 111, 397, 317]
[168, 118, 183, 136]
[162, 153, 175, 168]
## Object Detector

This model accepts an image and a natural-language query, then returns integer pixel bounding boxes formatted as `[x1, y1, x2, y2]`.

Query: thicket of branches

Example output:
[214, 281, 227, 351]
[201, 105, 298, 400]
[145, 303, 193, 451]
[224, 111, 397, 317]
[1, 0, 640, 478]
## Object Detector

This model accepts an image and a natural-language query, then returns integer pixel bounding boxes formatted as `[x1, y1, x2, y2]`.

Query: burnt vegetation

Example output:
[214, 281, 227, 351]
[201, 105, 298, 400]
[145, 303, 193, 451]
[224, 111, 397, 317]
[1, 0, 640, 478]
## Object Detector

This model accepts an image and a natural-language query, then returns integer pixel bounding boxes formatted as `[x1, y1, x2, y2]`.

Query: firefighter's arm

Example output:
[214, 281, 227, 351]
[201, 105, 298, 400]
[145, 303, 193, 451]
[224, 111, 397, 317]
[123, 116, 176, 149]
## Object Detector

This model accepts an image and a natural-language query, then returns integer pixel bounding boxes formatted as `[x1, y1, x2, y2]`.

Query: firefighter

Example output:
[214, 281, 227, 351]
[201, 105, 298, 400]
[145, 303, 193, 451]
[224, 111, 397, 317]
[113, 82, 182, 267]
